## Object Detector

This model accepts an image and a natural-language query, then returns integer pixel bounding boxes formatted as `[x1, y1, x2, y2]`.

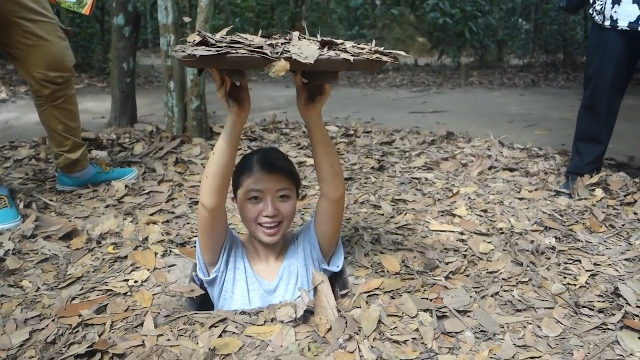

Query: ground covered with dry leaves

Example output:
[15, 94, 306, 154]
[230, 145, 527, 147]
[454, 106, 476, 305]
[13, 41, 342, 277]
[1, 118, 640, 360]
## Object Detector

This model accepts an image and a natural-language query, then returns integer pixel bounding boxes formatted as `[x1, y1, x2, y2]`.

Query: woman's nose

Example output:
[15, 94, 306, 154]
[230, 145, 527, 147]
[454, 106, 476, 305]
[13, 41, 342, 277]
[262, 197, 279, 216]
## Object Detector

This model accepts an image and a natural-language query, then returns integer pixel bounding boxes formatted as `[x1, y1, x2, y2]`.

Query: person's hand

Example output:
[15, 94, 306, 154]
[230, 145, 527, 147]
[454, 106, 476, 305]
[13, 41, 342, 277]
[293, 71, 331, 121]
[210, 68, 251, 120]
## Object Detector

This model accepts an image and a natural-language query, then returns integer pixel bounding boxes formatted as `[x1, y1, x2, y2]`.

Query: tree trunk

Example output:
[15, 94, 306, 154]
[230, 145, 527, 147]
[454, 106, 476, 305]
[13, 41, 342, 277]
[143, 0, 152, 48]
[109, 0, 141, 128]
[374, 0, 383, 41]
[100, 1, 105, 43]
[493, 0, 504, 65]
[300, 0, 307, 28]
[185, 0, 214, 139]
[158, 0, 186, 135]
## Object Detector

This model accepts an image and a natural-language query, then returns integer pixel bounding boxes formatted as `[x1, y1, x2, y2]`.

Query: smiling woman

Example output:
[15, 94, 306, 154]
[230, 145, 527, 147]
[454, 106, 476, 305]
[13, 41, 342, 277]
[190, 69, 347, 311]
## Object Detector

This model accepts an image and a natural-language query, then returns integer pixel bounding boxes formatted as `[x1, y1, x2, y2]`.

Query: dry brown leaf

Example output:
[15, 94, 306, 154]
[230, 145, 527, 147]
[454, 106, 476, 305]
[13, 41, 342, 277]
[473, 307, 500, 334]
[93, 338, 114, 351]
[0, 334, 10, 350]
[178, 246, 196, 261]
[210, 337, 243, 354]
[69, 232, 87, 250]
[380, 200, 393, 214]
[134, 290, 153, 308]
[380, 278, 406, 292]
[453, 205, 468, 217]
[588, 216, 606, 233]
[167, 283, 205, 297]
[542, 217, 563, 230]
[143, 311, 155, 331]
[609, 178, 624, 190]
[429, 222, 462, 232]
[408, 158, 427, 167]
[152, 269, 167, 283]
[58, 316, 80, 327]
[130, 250, 156, 270]
[55, 295, 109, 317]
[7, 326, 31, 348]
[312, 269, 338, 322]
[379, 254, 401, 273]
[359, 278, 384, 293]
[459, 219, 479, 232]
[360, 301, 380, 337]
[355, 247, 370, 268]
[394, 347, 421, 359]
[618, 329, 640, 354]
[443, 317, 467, 332]
[272, 324, 296, 347]
[496, 333, 517, 359]
[267, 59, 291, 77]
[333, 350, 356, 360]
[4, 255, 22, 269]
[478, 242, 495, 254]
[619, 282, 637, 307]
[244, 324, 283, 340]
[128, 269, 150, 285]
[397, 294, 418, 317]
[352, 267, 370, 277]
[108, 339, 143, 354]
[624, 319, 640, 331]
[541, 317, 563, 337]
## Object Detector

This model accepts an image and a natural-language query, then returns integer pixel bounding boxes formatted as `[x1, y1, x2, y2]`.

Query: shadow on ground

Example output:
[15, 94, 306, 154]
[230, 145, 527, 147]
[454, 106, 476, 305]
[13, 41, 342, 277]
[605, 158, 640, 178]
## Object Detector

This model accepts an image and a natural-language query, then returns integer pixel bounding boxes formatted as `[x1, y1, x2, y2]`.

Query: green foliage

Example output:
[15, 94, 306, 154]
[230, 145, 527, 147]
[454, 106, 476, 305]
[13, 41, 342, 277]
[54, 2, 111, 74]
[53, 0, 591, 75]
[401, 0, 590, 67]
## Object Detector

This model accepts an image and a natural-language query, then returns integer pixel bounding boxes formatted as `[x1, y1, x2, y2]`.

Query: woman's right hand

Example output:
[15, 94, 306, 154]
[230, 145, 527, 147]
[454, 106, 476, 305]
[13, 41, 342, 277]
[293, 71, 331, 121]
[210, 68, 251, 120]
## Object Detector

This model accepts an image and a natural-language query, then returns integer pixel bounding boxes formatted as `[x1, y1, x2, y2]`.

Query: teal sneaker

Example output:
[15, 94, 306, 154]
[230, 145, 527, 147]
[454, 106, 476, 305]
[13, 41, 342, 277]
[0, 187, 23, 231]
[56, 162, 139, 192]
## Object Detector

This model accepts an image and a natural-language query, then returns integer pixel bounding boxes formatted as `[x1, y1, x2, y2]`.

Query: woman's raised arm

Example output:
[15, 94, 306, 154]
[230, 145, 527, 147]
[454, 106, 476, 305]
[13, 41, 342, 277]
[293, 72, 346, 262]
[197, 69, 251, 273]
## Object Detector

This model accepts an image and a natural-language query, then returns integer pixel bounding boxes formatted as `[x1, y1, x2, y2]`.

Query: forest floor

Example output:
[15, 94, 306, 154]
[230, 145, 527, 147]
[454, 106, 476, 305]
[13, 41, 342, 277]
[1, 56, 640, 359]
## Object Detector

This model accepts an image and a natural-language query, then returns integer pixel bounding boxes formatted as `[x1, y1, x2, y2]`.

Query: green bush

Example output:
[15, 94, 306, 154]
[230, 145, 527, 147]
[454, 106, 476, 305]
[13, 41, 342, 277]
[50, 0, 591, 74]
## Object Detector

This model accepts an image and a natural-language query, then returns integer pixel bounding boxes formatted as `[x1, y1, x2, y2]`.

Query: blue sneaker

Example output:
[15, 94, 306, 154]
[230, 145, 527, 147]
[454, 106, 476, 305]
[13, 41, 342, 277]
[0, 187, 23, 231]
[56, 162, 139, 192]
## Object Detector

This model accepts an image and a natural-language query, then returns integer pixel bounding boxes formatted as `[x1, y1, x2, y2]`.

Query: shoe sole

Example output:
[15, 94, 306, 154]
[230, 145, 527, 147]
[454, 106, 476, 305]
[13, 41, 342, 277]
[554, 188, 572, 199]
[55, 169, 139, 192]
[0, 217, 23, 231]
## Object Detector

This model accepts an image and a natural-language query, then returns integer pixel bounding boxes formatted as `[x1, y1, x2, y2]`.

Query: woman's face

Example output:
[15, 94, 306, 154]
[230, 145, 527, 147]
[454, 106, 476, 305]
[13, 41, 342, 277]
[234, 172, 298, 246]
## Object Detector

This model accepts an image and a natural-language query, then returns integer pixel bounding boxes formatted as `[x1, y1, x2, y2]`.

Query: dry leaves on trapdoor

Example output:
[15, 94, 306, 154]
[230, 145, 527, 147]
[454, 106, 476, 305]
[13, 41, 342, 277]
[173, 26, 409, 76]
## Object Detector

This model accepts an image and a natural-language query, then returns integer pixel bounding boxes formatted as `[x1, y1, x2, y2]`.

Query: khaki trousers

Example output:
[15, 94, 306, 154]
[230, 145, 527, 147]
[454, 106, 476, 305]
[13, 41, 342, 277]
[0, 0, 89, 173]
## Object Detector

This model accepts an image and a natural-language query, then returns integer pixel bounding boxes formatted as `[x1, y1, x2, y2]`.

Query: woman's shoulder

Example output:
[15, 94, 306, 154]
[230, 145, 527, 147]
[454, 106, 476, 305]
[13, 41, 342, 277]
[196, 226, 244, 258]
[226, 227, 245, 246]
[292, 215, 317, 241]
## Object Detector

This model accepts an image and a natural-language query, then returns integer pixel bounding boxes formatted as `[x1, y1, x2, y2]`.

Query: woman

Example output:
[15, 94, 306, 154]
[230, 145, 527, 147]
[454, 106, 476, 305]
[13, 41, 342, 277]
[191, 69, 347, 311]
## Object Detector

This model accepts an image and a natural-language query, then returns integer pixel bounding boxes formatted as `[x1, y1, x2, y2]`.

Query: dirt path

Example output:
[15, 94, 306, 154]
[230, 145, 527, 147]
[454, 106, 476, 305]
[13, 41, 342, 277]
[2, 80, 639, 165]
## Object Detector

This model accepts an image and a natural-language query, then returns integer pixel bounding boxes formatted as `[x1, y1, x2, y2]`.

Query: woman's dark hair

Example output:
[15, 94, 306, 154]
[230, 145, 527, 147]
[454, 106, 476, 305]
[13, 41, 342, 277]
[231, 147, 301, 198]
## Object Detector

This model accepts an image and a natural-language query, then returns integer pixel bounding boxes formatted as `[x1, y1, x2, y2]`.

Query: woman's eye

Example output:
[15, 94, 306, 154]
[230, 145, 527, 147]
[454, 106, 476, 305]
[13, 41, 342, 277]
[248, 196, 261, 202]
[279, 194, 291, 200]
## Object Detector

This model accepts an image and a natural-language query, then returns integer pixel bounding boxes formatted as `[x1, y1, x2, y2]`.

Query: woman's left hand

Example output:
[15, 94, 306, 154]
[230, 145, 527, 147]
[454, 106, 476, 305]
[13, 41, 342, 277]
[293, 71, 331, 121]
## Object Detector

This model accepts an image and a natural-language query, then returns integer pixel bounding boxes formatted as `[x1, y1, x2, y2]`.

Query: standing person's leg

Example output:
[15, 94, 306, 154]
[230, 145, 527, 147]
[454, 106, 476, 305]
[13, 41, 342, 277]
[0, 185, 23, 231]
[0, 0, 138, 230]
[563, 20, 640, 190]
